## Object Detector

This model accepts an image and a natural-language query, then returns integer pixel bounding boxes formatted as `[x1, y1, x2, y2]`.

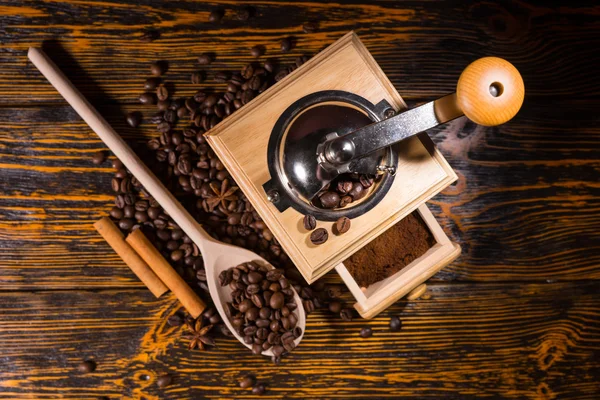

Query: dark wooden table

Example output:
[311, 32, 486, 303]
[1, 1, 599, 399]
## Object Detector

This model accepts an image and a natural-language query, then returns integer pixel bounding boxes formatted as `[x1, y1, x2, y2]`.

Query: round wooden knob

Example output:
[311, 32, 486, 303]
[456, 57, 524, 126]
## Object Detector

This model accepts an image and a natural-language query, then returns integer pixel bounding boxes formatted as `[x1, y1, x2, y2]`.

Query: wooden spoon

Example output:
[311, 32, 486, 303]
[200, 233, 306, 356]
[27, 47, 306, 356]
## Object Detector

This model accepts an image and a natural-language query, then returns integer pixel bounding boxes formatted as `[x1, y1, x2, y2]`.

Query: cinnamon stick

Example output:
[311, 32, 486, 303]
[126, 229, 206, 318]
[94, 217, 168, 298]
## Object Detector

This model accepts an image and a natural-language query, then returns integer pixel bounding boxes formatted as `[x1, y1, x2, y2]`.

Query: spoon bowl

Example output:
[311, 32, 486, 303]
[201, 234, 306, 357]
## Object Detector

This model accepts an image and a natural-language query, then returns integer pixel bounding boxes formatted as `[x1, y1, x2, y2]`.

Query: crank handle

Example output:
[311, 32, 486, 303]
[454, 56, 525, 126]
[322, 57, 525, 168]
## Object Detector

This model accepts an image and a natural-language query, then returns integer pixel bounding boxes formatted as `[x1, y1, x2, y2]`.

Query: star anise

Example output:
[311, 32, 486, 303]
[183, 317, 215, 350]
[205, 179, 238, 212]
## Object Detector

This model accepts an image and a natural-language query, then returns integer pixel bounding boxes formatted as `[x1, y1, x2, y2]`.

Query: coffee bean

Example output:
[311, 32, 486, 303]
[339, 195, 353, 208]
[157, 100, 169, 112]
[119, 177, 131, 193]
[348, 182, 367, 200]
[247, 271, 263, 284]
[264, 59, 275, 73]
[283, 338, 296, 352]
[390, 316, 402, 332]
[214, 71, 229, 83]
[157, 121, 171, 133]
[241, 89, 255, 105]
[115, 194, 125, 208]
[123, 193, 135, 206]
[162, 109, 175, 124]
[256, 318, 270, 329]
[126, 111, 142, 128]
[247, 307, 261, 322]
[319, 191, 340, 209]
[246, 283, 261, 295]
[167, 314, 183, 327]
[272, 345, 284, 357]
[112, 159, 123, 170]
[157, 374, 172, 388]
[250, 45, 264, 57]
[144, 77, 161, 90]
[134, 201, 148, 212]
[241, 64, 254, 79]
[92, 150, 106, 165]
[198, 53, 213, 65]
[280, 37, 292, 52]
[115, 169, 128, 180]
[209, 9, 224, 23]
[237, 6, 251, 21]
[302, 299, 315, 314]
[109, 207, 124, 219]
[191, 71, 204, 85]
[139, 92, 157, 105]
[336, 181, 353, 195]
[175, 107, 188, 119]
[334, 217, 351, 235]
[240, 375, 255, 388]
[360, 174, 374, 188]
[135, 211, 148, 222]
[340, 308, 353, 321]
[247, 76, 261, 90]
[328, 301, 342, 313]
[156, 85, 169, 101]
[118, 218, 134, 230]
[77, 360, 96, 373]
[252, 384, 266, 395]
[202, 94, 218, 108]
[151, 61, 167, 76]
[274, 70, 288, 82]
[302, 22, 318, 33]
[360, 327, 373, 338]
[310, 228, 328, 245]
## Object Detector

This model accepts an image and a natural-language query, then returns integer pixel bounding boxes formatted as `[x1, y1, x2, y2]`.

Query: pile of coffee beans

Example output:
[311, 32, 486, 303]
[313, 173, 379, 209]
[77, 360, 96, 373]
[103, 32, 357, 355]
[220, 261, 301, 363]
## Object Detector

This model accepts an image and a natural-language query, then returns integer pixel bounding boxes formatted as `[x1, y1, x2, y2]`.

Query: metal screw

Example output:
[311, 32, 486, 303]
[377, 165, 397, 176]
[266, 189, 280, 203]
[384, 108, 396, 119]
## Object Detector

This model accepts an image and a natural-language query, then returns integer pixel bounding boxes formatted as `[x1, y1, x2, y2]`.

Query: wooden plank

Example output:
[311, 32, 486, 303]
[0, 0, 598, 106]
[0, 98, 598, 289]
[0, 282, 598, 399]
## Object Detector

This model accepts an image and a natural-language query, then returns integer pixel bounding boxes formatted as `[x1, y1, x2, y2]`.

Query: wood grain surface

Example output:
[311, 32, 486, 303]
[1, 282, 599, 399]
[1, 0, 599, 398]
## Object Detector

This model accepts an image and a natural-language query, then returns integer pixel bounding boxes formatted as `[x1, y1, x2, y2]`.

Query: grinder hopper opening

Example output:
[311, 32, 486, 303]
[263, 90, 398, 221]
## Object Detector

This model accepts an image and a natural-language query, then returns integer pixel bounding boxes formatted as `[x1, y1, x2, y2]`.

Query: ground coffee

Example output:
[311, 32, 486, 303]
[343, 212, 435, 288]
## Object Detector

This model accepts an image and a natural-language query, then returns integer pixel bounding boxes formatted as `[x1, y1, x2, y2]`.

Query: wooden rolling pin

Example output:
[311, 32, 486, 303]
[94, 217, 168, 298]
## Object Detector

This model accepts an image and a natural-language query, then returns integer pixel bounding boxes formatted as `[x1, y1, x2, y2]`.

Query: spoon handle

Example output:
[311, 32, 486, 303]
[27, 47, 216, 252]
